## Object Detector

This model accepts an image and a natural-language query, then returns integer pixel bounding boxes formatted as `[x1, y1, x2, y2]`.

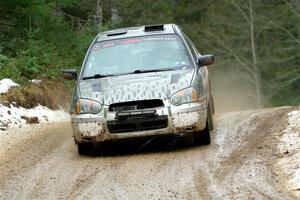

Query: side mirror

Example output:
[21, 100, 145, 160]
[63, 69, 77, 80]
[198, 54, 214, 66]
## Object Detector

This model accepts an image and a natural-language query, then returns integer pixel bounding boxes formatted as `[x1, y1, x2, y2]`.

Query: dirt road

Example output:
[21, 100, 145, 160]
[0, 107, 298, 199]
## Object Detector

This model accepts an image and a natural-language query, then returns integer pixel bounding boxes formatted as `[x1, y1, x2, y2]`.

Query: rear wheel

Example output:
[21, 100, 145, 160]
[193, 100, 213, 145]
[77, 142, 94, 155]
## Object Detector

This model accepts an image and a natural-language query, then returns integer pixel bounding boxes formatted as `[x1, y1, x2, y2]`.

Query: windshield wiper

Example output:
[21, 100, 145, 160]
[82, 74, 114, 80]
[83, 68, 179, 80]
[133, 68, 174, 74]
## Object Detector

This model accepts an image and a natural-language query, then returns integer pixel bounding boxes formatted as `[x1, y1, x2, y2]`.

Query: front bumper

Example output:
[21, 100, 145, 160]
[71, 100, 207, 143]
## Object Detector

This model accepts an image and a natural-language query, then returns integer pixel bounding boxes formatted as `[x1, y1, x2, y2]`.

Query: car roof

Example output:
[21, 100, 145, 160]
[96, 24, 179, 42]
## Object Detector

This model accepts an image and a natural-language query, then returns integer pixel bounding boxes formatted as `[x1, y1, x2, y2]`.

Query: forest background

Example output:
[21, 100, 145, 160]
[0, 0, 299, 110]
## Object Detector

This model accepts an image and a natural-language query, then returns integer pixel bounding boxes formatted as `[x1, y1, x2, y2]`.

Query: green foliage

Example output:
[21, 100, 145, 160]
[0, 0, 299, 107]
[0, 0, 94, 83]
[0, 54, 20, 81]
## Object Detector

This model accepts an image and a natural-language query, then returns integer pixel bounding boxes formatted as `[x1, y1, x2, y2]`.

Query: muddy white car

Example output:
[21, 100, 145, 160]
[63, 24, 215, 154]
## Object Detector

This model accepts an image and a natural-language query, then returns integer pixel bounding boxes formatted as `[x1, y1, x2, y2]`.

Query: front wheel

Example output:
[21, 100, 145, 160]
[193, 101, 213, 145]
[193, 121, 211, 145]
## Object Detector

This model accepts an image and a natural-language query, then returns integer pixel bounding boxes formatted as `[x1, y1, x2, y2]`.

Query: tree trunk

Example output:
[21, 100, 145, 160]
[249, 0, 262, 108]
[294, 0, 300, 67]
[95, 0, 102, 25]
[102, 0, 112, 24]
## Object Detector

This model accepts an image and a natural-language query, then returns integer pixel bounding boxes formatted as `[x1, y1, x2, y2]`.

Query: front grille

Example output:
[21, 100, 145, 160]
[108, 99, 164, 112]
[107, 115, 168, 134]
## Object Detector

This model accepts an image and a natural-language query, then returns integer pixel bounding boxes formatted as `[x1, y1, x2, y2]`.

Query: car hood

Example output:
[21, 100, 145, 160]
[78, 68, 194, 105]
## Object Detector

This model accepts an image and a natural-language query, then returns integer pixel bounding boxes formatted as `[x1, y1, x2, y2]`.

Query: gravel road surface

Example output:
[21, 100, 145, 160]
[0, 107, 298, 199]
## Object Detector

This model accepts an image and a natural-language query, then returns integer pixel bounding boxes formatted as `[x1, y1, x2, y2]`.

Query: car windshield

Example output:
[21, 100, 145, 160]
[82, 35, 193, 78]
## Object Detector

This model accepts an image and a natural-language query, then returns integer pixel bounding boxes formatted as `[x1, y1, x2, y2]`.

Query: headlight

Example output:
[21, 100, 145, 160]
[170, 87, 198, 106]
[75, 99, 102, 114]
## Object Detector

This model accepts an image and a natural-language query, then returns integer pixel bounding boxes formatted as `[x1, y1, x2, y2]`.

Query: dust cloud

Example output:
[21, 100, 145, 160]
[210, 69, 257, 113]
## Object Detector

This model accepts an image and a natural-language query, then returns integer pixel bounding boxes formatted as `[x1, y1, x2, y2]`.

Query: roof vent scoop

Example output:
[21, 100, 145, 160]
[144, 24, 164, 32]
[107, 30, 127, 37]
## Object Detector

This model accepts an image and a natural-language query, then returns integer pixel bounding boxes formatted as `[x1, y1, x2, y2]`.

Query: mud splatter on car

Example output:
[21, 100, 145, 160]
[63, 24, 215, 154]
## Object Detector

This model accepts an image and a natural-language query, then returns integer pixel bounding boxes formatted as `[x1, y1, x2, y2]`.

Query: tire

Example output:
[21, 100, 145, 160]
[208, 97, 214, 131]
[208, 79, 215, 115]
[77, 142, 94, 155]
[193, 100, 213, 145]
[210, 94, 215, 115]
[193, 121, 211, 145]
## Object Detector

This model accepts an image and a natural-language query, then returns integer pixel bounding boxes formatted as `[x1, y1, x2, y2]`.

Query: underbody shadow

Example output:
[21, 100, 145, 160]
[86, 134, 200, 157]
